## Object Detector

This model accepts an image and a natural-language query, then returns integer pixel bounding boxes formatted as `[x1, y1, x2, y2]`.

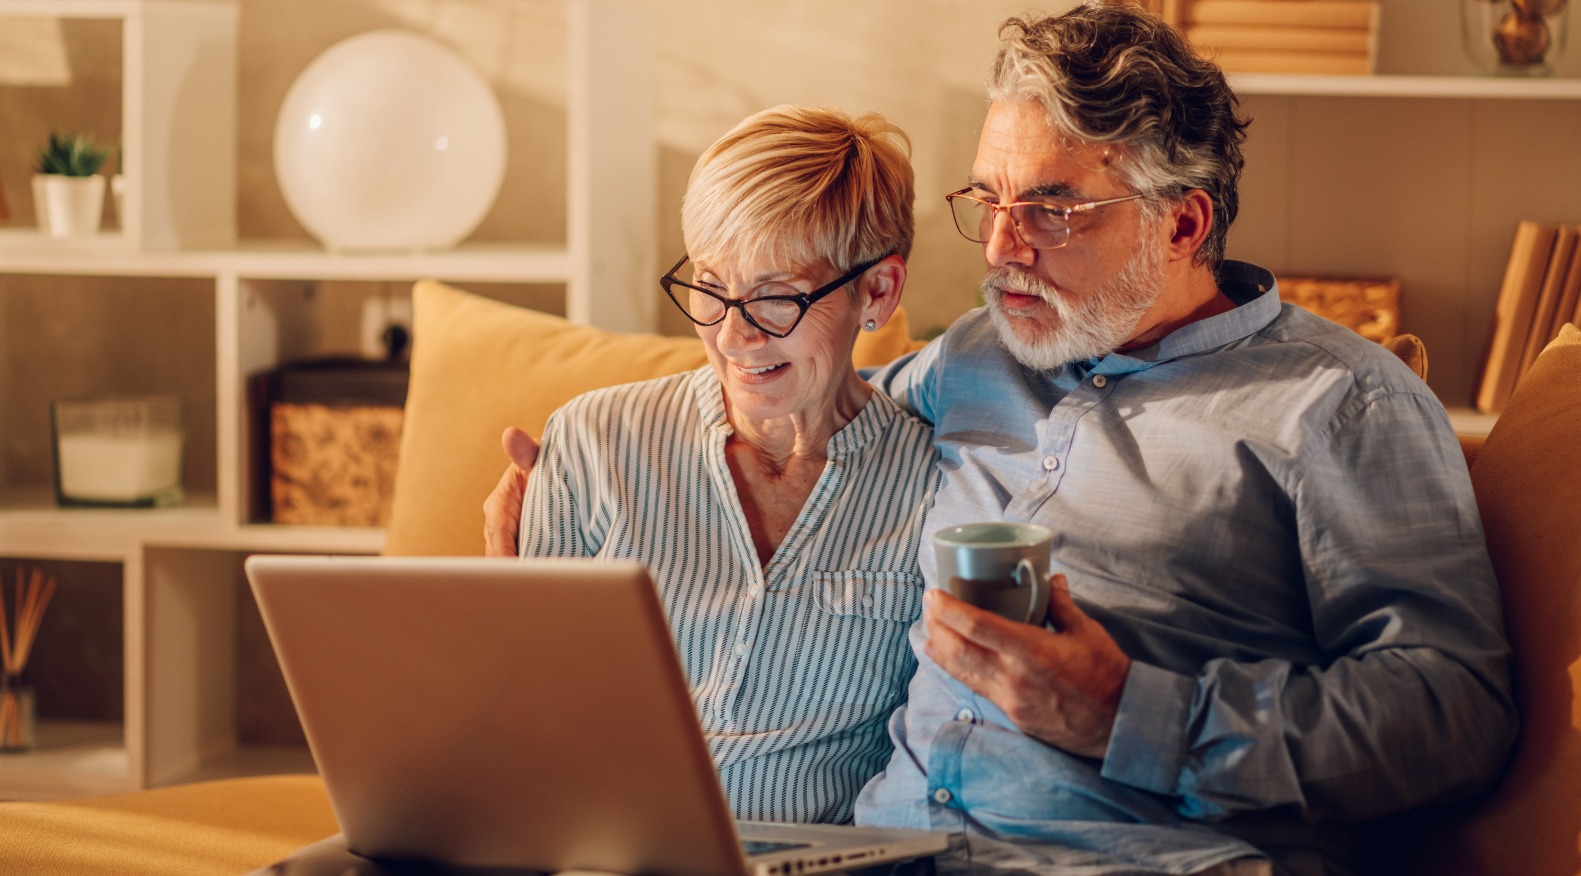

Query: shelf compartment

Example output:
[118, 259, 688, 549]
[141, 548, 346, 789]
[0, 557, 129, 800]
[0, 0, 239, 250]
[0, 274, 218, 511]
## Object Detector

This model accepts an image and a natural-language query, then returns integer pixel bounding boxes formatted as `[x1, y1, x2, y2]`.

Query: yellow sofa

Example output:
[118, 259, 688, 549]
[0, 282, 1575, 876]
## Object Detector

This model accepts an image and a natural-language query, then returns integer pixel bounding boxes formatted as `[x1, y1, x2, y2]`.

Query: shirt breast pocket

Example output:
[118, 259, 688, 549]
[795, 570, 924, 713]
[812, 570, 925, 624]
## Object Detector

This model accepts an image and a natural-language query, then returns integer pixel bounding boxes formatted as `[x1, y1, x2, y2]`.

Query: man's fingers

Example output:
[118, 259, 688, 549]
[924, 598, 1003, 699]
[927, 588, 1040, 652]
[502, 426, 540, 471]
[482, 462, 527, 557]
[1045, 573, 1083, 631]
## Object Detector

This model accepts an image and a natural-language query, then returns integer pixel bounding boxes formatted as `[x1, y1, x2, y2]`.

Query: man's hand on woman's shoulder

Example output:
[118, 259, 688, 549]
[482, 426, 541, 557]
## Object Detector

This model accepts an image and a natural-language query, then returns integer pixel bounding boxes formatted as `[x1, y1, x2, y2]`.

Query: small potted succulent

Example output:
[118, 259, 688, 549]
[32, 132, 111, 238]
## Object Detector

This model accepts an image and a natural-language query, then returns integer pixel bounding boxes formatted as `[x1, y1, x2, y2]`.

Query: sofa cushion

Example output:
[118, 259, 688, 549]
[1411, 323, 1581, 874]
[384, 279, 924, 556]
[0, 775, 335, 876]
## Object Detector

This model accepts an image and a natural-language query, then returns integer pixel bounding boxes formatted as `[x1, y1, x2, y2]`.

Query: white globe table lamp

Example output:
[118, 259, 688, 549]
[274, 30, 507, 253]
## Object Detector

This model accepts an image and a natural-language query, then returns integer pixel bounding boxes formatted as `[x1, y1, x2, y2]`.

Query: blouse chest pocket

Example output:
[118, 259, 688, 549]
[812, 570, 925, 624]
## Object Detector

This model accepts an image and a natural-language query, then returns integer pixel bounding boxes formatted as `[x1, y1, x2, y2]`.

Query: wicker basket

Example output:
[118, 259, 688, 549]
[1276, 275, 1400, 343]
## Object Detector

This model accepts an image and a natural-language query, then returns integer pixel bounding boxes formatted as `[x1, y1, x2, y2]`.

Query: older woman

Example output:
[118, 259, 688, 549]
[510, 106, 938, 824]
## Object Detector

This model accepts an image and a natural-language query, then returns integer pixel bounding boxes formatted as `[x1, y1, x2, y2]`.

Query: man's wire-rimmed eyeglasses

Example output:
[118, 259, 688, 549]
[660, 255, 881, 338]
[945, 188, 1147, 250]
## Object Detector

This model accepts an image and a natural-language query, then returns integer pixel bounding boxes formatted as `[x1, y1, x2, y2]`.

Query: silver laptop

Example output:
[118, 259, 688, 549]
[244, 554, 950, 876]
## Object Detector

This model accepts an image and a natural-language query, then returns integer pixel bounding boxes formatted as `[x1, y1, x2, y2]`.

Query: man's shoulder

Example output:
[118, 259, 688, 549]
[1256, 305, 1423, 390]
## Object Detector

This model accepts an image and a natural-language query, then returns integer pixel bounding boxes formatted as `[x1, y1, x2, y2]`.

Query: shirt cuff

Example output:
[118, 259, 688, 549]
[1100, 660, 1195, 796]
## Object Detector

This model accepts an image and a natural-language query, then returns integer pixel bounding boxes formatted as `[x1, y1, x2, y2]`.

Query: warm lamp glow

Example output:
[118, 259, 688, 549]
[273, 30, 507, 253]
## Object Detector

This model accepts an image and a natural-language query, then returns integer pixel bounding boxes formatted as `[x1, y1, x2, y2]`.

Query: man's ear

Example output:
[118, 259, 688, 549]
[858, 254, 908, 330]
[1166, 189, 1214, 264]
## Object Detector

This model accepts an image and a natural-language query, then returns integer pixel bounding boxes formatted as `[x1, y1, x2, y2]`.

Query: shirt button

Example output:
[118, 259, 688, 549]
[932, 788, 953, 805]
[734, 642, 748, 658]
[748, 585, 763, 598]
[1092, 374, 1108, 388]
[862, 595, 875, 608]
[1042, 455, 1059, 471]
[955, 708, 976, 723]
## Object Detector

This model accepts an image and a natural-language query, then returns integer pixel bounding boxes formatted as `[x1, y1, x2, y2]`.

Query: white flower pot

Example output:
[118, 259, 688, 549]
[33, 174, 106, 238]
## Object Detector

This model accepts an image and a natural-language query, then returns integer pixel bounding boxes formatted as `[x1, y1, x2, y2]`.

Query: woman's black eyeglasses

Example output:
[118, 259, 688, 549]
[660, 255, 881, 338]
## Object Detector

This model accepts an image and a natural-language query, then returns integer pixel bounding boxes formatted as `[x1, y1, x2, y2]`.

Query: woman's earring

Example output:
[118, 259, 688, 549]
[864, 320, 877, 332]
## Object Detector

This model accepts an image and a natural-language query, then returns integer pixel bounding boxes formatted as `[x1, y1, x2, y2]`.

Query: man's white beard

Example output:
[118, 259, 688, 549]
[983, 240, 1166, 371]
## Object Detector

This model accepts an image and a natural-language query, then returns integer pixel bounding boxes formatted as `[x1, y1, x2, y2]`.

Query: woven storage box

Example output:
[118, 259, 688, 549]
[253, 358, 408, 526]
[1277, 275, 1400, 343]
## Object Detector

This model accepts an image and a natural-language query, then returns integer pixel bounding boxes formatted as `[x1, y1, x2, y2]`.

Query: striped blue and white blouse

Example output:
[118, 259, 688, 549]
[518, 365, 940, 824]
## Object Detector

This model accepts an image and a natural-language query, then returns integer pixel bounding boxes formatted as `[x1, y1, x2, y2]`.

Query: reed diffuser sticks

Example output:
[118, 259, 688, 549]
[1, 567, 57, 751]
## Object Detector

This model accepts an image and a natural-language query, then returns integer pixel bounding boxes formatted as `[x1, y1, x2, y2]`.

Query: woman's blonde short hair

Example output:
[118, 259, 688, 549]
[681, 105, 915, 275]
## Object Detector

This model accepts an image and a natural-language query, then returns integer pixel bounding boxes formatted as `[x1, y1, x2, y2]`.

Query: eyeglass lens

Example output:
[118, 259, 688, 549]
[950, 197, 1071, 249]
[681, 288, 804, 334]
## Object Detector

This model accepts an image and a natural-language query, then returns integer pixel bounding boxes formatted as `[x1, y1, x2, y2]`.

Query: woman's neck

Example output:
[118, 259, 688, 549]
[725, 372, 873, 466]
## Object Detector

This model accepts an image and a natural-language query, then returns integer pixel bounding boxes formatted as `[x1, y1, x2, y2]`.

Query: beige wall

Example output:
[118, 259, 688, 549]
[225, 0, 1047, 336]
[4, 0, 1580, 381]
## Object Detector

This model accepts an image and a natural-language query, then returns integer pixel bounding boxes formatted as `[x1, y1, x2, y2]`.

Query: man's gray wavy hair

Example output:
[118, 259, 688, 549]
[986, 3, 1249, 268]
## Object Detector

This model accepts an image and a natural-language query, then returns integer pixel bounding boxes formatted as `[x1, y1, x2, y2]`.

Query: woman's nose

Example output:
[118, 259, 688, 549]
[715, 305, 765, 351]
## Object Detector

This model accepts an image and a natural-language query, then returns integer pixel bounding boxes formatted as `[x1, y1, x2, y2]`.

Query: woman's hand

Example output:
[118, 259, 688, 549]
[482, 426, 541, 557]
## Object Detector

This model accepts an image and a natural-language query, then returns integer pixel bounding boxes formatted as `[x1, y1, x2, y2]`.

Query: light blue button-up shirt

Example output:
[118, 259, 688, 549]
[856, 262, 1517, 875]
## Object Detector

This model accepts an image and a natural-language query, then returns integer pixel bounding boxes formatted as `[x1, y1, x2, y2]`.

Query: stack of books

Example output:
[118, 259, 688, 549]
[1475, 220, 1581, 414]
[1149, 0, 1381, 75]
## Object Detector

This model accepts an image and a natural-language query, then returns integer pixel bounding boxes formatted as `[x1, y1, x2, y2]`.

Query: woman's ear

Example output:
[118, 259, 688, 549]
[858, 254, 907, 331]
[1166, 189, 1214, 264]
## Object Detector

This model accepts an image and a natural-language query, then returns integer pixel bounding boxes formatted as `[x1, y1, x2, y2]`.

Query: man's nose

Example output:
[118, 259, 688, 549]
[983, 209, 1035, 269]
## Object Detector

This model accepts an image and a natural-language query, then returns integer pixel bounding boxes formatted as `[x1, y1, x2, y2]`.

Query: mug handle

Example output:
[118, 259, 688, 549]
[1013, 558, 1049, 625]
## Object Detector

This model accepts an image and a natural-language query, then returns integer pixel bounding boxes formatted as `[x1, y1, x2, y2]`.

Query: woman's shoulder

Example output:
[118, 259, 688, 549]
[852, 387, 938, 460]
[552, 366, 710, 424]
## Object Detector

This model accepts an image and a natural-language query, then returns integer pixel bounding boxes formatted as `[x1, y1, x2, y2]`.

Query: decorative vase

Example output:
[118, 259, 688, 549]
[32, 173, 106, 238]
[1462, 0, 1570, 75]
[0, 675, 35, 753]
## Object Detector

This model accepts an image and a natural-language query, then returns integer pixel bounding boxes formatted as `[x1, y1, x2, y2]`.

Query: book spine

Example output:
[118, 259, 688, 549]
[1187, 0, 1378, 31]
[1207, 49, 1373, 75]
[1186, 25, 1373, 54]
[1516, 226, 1579, 379]
[1476, 220, 1561, 414]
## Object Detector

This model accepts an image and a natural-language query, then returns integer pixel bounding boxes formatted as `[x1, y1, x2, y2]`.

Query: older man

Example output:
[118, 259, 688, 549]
[484, 5, 1515, 874]
[846, 5, 1514, 875]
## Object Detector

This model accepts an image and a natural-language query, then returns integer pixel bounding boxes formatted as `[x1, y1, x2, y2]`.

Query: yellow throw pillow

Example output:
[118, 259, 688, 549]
[385, 281, 709, 556]
[385, 280, 923, 556]
[1409, 323, 1581, 874]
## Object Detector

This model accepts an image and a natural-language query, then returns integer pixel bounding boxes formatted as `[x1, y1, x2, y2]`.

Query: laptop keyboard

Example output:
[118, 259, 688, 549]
[741, 838, 812, 856]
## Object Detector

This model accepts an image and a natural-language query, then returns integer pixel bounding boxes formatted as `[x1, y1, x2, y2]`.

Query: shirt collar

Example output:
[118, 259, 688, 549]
[692, 364, 895, 457]
[1095, 260, 1280, 374]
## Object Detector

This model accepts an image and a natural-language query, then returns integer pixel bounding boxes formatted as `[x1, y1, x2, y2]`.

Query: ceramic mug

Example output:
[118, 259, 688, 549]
[932, 521, 1053, 625]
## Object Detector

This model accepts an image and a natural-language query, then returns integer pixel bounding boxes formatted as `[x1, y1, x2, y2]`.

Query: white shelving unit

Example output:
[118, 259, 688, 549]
[0, 0, 655, 798]
[1231, 71, 1581, 100]
[1226, 71, 1581, 416]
